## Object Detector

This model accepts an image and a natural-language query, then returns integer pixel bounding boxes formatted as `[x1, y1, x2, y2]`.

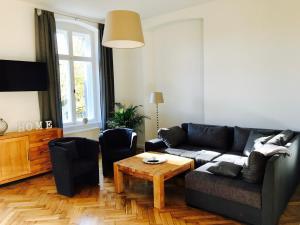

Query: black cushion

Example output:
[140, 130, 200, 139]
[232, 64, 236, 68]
[242, 151, 268, 184]
[158, 126, 186, 148]
[231, 127, 250, 153]
[266, 129, 294, 146]
[243, 130, 275, 156]
[187, 124, 229, 150]
[207, 161, 243, 178]
[55, 140, 79, 160]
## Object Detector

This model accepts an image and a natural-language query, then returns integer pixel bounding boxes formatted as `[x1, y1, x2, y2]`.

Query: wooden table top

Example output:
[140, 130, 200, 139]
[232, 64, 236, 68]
[115, 152, 194, 181]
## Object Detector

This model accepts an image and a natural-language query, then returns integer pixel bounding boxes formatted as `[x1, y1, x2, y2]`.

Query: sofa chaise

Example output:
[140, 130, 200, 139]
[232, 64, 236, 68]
[145, 123, 300, 225]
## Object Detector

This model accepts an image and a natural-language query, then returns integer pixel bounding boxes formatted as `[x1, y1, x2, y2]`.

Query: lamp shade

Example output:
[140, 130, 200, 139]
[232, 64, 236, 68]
[102, 10, 145, 49]
[149, 92, 164, 104]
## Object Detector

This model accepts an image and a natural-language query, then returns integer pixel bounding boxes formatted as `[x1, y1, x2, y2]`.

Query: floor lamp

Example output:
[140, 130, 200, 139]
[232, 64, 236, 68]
[149, 92, 164, 132]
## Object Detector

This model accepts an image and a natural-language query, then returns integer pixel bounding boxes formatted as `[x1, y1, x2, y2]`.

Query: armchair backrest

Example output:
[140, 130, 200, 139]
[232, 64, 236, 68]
[49, 137, 99, 159]
[49, 137, 87, 146]
[100, 128, 133, 150]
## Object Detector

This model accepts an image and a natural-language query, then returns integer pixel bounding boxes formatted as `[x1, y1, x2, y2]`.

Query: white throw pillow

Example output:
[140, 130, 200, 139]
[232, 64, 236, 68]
[254, 143, 289, 156]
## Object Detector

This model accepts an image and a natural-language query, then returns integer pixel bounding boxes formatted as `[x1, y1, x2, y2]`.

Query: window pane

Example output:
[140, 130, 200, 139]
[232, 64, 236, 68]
[59, 60, 72, 123]
[72, 32, 92, 57]
[74, 61, 95, 121]
[57, 30, 69, 55]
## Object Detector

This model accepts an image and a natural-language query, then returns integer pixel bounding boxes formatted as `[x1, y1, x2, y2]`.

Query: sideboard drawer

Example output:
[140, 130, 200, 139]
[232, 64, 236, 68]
[30, 156, 52, 173]
[29, 145, 50, 161]
[29, 130, 59, 145]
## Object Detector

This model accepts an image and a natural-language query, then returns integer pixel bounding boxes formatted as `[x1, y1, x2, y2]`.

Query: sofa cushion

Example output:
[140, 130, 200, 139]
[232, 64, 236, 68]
[174, 144, 204, 151]
[185, 164, 262, 208]
[231, 127, 250, 153]
[213, 153, 248, 166]
[164, 147, 221, 167]
[242, 151, 268, 184]
[187, 123, 229, 150]
[243, 130, 276, 156]
[194, 150, 222, 167]
[180, 150, 201, 159]
[266, 130, 294, 146]
[165, 148, 186, 156]
[207, 161, 243, 178]
[158, 126, 186, 148]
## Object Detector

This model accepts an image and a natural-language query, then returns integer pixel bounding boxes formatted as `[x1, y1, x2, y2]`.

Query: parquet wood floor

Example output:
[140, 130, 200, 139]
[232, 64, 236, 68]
[0, 166, 299, 225]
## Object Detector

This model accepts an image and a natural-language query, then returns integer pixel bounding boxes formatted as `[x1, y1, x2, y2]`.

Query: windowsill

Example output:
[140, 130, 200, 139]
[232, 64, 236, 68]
[63, 121, 100, 134]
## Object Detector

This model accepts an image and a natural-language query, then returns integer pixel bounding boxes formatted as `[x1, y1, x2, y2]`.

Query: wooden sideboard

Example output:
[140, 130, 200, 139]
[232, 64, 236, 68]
[0, 128, 63, 185]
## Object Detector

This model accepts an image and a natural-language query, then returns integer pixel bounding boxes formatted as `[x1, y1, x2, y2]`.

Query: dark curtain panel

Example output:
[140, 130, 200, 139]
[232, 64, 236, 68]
[99, 23, 115, 130]
[35, 9, 63, 128]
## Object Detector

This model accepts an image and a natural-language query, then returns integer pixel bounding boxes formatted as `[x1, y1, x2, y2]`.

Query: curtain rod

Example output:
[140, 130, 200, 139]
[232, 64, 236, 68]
[37, 8, 104, 24]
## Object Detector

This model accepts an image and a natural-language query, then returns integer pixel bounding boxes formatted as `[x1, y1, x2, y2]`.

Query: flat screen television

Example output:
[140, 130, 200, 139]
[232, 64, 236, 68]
[0, 59, 48, 91]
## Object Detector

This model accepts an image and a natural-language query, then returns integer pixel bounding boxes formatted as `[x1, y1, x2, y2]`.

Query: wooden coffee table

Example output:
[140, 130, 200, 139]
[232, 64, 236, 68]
[113, 152, 194, 209]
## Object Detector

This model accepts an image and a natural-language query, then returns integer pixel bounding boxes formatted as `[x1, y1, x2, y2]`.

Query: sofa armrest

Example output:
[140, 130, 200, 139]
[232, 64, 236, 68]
[261, 134, 300, 225]
[145, 138, 167, 152]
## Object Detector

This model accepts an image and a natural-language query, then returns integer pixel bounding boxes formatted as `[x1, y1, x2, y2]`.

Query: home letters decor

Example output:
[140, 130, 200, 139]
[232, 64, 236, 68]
[18, 120, 53, 132]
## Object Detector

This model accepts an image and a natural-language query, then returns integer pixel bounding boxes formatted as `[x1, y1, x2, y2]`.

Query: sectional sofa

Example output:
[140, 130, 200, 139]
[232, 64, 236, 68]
[145, 123, 300, 225]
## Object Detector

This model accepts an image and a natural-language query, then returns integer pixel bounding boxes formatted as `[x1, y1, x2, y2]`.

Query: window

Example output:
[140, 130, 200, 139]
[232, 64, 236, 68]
[56, 19, 100, 131]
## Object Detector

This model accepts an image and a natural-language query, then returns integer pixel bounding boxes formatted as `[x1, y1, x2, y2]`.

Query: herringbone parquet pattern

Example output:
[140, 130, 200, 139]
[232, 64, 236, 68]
[0, 170, 299, 225]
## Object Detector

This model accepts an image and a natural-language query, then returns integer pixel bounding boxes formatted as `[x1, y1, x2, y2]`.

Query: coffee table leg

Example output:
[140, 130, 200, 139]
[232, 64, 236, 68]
[114, 163, 124, 193]
[153, 175, 164, 209]
[190, 161, 195, 170]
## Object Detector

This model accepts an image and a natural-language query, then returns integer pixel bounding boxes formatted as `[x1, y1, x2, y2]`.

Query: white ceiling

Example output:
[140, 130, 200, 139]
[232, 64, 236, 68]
[18, 0, 212, 20]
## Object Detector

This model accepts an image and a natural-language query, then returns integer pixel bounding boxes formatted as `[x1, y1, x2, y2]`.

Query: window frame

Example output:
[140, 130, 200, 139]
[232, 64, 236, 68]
[56, 18, 101, 133]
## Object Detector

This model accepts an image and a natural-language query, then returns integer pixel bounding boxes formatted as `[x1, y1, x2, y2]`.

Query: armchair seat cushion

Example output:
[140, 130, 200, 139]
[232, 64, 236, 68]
[186, 164, 262, 209]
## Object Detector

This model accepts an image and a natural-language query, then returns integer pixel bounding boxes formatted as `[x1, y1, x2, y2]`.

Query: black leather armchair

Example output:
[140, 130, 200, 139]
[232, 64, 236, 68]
[99, 128, 137, 177]
[48, 137, 100, 197]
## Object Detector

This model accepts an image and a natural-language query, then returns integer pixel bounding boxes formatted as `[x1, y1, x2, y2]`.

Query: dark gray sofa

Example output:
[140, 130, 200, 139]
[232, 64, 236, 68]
[145, 123, 300, 225]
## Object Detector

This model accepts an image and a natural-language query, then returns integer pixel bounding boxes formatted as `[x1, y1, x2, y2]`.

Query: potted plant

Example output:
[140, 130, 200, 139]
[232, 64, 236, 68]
[107, 103, 149, 132]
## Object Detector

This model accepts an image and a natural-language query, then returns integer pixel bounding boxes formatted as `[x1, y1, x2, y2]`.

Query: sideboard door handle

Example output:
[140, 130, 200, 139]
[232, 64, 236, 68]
[41, 138, 51, 141]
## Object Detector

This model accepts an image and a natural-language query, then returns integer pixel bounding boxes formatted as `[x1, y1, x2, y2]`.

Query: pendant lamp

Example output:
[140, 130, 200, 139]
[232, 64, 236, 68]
[102, 10, 145, 49]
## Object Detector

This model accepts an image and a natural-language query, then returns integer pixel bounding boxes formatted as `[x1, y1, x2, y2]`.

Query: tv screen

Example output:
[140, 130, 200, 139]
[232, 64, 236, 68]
[0, 60, 48, 91]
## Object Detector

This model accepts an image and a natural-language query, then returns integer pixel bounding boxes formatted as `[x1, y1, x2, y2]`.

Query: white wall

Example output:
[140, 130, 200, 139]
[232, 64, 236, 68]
[0, 0, 39, 131]
[114, 0, 300, 143]
[144, 19, 204, 139]
[114, 19, 204, 141]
